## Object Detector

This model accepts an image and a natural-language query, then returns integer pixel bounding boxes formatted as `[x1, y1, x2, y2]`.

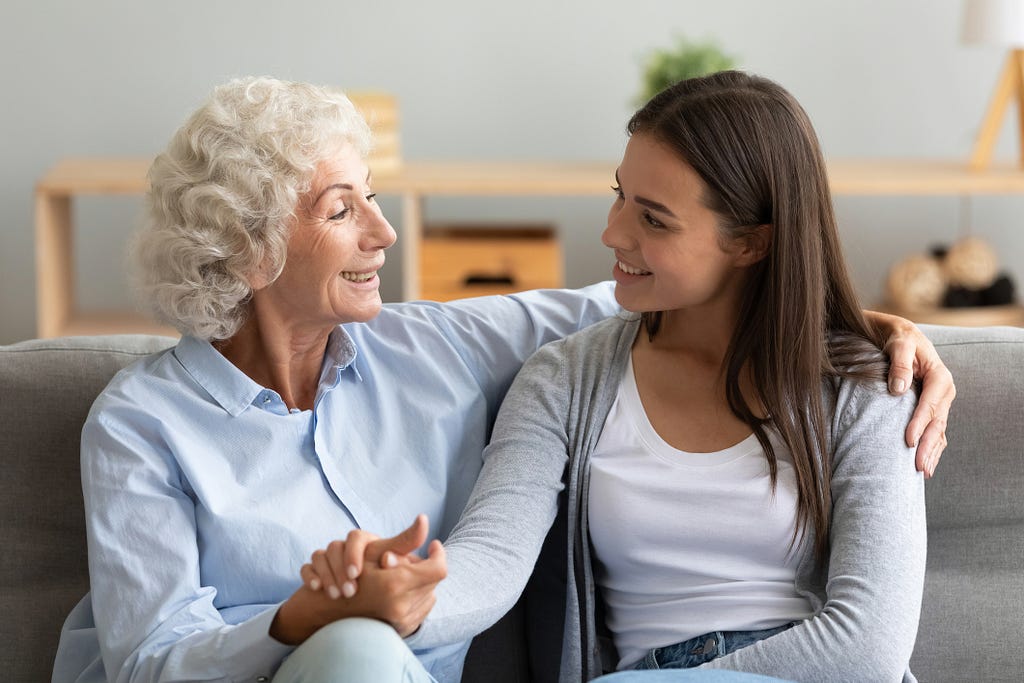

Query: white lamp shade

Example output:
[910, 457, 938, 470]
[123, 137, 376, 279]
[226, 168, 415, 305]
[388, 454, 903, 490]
[963, 0, 1024, 45]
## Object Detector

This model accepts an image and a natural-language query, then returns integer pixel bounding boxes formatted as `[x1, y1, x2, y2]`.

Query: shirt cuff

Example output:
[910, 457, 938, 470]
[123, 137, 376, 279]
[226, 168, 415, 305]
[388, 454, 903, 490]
[222, 605, 296, 681]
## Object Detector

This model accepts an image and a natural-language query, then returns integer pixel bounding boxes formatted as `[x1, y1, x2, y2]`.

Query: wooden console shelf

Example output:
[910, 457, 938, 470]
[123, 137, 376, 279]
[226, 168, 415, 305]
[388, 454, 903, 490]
[35, 157, 1024, 337]
[879, 303, 1024, 327]
[826, 159, 1024, 194]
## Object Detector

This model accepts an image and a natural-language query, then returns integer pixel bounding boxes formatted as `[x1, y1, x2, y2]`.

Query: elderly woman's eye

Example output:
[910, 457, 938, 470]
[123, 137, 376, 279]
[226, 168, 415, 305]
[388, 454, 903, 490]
[329, 207, 350, 221]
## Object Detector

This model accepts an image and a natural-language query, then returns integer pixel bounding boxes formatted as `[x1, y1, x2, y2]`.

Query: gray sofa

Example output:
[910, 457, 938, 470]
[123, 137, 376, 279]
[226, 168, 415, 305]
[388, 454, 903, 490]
[2, 326, 1022, 682]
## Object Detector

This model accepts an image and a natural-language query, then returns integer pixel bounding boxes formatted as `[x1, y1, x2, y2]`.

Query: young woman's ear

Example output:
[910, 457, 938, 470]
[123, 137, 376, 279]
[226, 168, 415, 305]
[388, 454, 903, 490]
[736, 224, 773, 266]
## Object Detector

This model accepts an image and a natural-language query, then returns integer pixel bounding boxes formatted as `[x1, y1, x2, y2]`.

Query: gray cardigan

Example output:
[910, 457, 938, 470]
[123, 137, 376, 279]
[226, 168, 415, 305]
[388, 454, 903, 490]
[412, 314, 926, 683]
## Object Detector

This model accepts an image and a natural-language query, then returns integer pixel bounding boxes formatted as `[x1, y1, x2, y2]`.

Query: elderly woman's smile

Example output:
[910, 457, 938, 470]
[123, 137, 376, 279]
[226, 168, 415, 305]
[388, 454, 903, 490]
[340, 269, 381, 283]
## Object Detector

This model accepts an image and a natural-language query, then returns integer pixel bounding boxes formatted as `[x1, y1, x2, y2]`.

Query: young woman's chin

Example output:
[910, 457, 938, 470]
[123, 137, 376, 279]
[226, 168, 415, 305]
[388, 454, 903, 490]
[613, 288, 654, 314]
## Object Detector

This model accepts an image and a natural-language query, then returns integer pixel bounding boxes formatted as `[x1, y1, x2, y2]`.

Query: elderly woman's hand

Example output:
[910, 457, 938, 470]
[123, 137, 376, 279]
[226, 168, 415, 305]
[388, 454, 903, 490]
[300, 514, 429, 599]
[271, 521, 446, 645]
[866, 310, 956, 478]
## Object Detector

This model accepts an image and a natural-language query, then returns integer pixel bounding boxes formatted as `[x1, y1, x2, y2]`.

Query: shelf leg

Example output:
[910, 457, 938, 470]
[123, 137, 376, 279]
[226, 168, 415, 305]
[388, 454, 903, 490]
[35, 192, 73, 338]
[401, 193, 423, 302]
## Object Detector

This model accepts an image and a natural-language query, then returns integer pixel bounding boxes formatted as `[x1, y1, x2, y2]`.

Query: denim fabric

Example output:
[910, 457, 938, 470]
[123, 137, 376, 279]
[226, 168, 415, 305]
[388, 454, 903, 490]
[636, 623, 796, 670]
[596, 671, 791, 683]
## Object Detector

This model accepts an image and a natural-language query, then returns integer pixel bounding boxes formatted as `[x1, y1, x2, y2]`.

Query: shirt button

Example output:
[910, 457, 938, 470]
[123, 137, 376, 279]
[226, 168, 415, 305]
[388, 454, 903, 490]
[256, 677, 269, 682]
[263, 395, 271, 404]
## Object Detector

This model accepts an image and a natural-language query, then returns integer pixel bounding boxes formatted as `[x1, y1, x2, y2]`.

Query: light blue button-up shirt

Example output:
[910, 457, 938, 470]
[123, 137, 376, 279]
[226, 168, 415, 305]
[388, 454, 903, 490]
[52, 284, 618, 683]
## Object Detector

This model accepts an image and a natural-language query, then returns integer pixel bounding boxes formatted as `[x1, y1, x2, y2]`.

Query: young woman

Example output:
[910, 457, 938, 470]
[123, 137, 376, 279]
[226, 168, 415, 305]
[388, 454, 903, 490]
[312, 71, 928, 682]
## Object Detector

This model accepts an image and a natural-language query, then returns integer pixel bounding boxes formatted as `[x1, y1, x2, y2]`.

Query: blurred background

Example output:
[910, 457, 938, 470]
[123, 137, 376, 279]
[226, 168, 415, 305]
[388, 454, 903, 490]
[2, 0, 1022, 343]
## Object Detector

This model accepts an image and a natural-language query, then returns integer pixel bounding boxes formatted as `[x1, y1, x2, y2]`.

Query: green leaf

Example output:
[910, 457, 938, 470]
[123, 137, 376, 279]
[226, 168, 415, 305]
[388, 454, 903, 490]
[637, 37, 737, 105]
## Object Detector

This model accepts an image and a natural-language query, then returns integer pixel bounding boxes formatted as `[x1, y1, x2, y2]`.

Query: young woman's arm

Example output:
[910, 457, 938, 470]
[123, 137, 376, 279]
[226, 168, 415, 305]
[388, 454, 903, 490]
[701, 381, 927, 682]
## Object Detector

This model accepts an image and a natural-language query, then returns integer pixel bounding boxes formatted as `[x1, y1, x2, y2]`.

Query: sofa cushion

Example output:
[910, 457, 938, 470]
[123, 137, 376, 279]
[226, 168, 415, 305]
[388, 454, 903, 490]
[909, 325, 1024, 683]
[0, 335, 175, 681]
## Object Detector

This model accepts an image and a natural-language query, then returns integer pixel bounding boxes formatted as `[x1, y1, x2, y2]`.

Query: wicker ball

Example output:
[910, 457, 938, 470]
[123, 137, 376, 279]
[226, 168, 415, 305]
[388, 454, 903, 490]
[886, 254, 946, 310]
[944, 236, 999, 290]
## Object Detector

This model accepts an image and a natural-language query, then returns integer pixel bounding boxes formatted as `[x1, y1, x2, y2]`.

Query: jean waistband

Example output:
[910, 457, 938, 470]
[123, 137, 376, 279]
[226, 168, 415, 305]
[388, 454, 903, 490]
[638, 622, 797, 670]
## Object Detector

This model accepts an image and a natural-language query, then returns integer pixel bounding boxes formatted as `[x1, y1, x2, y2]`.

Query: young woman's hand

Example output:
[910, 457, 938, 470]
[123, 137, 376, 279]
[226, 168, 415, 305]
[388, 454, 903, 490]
[864, 309, 956, 477]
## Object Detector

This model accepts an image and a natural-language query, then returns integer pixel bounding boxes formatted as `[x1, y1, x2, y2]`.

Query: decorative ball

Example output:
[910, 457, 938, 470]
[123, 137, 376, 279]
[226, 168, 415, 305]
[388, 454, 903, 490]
[886, 254, 946, 310]
[943, 236, 999, 290]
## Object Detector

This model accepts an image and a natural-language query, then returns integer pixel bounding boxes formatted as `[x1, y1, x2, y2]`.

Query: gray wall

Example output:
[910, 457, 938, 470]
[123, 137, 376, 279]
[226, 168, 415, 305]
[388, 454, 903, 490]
[2, 0, 1022, 344]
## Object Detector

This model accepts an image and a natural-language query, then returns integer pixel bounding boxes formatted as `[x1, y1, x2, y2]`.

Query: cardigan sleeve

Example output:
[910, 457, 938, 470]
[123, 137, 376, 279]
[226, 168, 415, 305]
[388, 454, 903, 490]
[702, 380, 927, 682]
[406, 340, 574, 649]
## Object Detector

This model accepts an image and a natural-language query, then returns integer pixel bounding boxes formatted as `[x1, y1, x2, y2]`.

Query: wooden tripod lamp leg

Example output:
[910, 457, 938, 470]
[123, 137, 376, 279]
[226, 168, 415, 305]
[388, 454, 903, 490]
[970, 49, 1021, 171]
[1015, 49, 1024, 168]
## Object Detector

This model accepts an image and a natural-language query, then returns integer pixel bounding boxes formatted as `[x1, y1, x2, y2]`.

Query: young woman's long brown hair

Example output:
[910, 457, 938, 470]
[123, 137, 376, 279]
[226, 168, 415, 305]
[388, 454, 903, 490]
[629, 71, 888, 564]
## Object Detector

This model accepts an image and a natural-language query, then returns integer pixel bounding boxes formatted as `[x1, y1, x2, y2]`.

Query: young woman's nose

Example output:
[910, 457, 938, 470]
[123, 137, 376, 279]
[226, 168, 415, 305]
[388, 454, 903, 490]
[602, 204, 631, 250]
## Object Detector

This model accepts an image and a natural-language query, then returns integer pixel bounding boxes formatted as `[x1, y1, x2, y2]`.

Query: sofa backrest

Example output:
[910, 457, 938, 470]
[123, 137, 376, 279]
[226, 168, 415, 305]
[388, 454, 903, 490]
[0, 335, 175, 682]
[2, 327, 1022, 682]
[910, 325, 1024, 682]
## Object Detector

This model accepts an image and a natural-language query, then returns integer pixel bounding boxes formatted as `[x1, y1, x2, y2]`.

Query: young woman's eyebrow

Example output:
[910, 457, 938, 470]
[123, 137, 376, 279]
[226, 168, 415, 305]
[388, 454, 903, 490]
[615, 170, 678, 218]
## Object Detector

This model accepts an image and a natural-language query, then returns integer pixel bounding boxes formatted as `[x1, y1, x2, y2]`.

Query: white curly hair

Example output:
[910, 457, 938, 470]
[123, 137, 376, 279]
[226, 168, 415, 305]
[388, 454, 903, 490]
[133, 76, 372, 340]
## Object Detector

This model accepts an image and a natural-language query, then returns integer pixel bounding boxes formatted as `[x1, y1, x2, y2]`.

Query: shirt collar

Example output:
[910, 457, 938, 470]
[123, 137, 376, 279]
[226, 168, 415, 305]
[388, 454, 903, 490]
[172, 326, 360, 417]
[320, 326, 361, 388]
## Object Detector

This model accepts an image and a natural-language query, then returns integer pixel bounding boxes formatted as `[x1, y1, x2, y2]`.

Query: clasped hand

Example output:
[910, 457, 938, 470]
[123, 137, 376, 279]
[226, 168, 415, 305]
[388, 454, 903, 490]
[272, 514, 445, 645]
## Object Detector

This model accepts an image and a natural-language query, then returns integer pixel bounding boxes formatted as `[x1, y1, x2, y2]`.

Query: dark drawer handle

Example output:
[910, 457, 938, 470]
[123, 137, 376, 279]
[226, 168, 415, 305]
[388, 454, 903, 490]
[464, 274, 515, 286]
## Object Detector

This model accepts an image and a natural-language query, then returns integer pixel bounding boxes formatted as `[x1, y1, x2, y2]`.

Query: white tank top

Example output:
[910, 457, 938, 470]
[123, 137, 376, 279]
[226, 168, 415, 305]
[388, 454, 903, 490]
[588, 354, 814, 670]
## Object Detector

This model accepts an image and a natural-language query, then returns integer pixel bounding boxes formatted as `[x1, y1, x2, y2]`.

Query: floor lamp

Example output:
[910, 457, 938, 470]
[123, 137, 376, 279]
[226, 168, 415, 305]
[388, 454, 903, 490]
[963, 0, 1024, 169]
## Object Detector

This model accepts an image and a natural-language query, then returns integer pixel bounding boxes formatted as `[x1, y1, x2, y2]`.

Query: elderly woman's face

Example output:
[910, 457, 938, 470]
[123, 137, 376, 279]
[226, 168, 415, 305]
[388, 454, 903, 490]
[258, 142, 396, 329]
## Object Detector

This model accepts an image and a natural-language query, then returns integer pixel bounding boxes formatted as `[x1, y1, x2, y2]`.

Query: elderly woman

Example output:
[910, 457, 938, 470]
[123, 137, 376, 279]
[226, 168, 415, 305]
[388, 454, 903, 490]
[53, 77, 952, 683]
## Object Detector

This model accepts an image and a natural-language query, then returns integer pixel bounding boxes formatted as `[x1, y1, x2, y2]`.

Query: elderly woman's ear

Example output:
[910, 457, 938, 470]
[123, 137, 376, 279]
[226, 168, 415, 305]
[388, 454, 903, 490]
[247, 265, 273, 291]
[246, 249, 285, 291]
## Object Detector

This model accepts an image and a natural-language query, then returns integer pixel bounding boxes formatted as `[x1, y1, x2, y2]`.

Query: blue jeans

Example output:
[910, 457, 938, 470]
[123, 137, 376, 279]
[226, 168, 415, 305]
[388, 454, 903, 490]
[272, 618, 435, 683]
[636, 623, 795, 670]
[594, 624, 796, 683]
[596, 672, 790, 683]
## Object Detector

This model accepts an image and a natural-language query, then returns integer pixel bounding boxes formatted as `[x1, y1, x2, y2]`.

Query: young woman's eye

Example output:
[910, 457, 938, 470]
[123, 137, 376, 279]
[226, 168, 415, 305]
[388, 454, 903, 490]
[610, 184, 624, 200]
[328, 207, 350, 221]
[642, 211, 664, 228]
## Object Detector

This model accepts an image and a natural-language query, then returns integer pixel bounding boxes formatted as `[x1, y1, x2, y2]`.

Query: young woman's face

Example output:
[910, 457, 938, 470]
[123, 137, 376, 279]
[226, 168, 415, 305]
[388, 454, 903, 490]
[259, 142, 397, 328]
[602, 132, 750, 316]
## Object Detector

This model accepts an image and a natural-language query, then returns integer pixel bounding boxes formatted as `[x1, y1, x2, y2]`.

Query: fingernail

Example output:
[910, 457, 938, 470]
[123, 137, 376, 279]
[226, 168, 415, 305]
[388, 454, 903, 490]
[310, 578, 321, 591]
[341, 581, 356, 599]
[346, 565, 358, 580]
[384, 552, 397, 568]
[892, 378, 906, 394]
[327, 585, 341, 600]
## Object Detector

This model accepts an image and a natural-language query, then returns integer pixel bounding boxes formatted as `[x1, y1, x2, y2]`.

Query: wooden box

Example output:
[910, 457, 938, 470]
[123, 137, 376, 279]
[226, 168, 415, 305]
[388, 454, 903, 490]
[348, 91, 401, 174]
[419, 225, 563, 301]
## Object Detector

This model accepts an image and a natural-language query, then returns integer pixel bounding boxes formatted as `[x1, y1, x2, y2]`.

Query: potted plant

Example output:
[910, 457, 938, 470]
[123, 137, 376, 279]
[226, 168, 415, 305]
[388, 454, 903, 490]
[637, 36, 736, 104]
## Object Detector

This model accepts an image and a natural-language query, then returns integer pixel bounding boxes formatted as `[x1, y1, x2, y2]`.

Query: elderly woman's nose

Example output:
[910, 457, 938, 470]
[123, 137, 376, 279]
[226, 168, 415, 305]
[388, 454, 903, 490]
[367, 212, 397, 249]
